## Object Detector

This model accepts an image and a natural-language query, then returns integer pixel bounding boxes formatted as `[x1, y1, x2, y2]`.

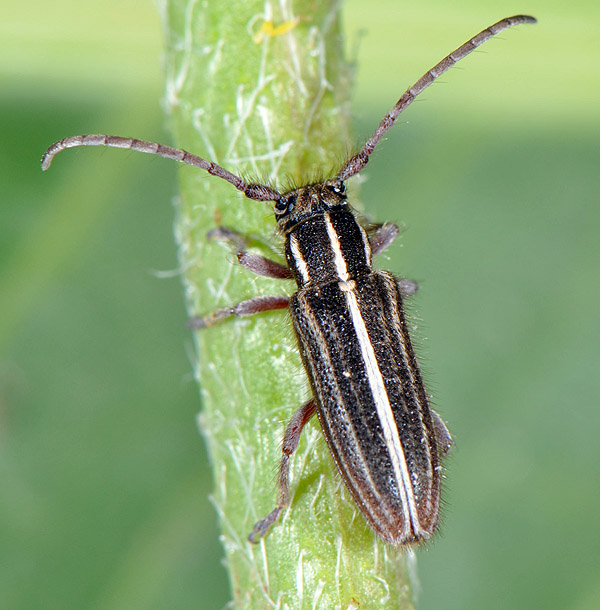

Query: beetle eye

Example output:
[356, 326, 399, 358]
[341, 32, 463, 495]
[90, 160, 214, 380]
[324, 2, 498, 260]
[286, 194, 297, 212]
[275, 194, 297, 215]
[326, 182, 346, 195]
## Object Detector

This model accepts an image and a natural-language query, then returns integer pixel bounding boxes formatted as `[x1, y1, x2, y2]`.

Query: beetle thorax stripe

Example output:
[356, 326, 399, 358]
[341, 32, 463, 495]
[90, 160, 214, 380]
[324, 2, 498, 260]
[324, 213, 350, 282]
[289, 234, 310, 283]
[323, 213, 423, 535]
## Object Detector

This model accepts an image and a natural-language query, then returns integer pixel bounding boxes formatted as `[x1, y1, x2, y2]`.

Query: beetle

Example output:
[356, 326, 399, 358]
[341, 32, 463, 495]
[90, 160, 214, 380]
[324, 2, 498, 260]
[42, 15, 536, 545]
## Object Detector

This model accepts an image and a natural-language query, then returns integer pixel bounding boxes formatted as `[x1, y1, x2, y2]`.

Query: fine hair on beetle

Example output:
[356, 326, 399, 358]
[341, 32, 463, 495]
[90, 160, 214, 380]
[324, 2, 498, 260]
[42, 15, 536, 546]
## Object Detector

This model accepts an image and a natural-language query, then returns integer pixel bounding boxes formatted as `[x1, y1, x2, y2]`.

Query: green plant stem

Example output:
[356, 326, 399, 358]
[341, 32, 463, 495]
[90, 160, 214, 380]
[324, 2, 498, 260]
[161, 1, 415, 607]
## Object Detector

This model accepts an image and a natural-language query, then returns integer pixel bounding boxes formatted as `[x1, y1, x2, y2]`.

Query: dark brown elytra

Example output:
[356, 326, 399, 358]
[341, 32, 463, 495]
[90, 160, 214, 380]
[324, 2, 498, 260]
[42, 15, 536, 545]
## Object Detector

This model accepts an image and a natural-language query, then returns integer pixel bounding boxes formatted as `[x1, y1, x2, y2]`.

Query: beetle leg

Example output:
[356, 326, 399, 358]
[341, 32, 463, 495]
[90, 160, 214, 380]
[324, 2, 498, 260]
[209, 227, 293, 279]
[188, 295, 289, 329]
[398, 278, 419, 297]
[370, 223, 399, 257]
[237, 251, 293, 279]
[371, 225, 418, 296]
[248, 398, 317, 542]
[431, 410, 453, 457]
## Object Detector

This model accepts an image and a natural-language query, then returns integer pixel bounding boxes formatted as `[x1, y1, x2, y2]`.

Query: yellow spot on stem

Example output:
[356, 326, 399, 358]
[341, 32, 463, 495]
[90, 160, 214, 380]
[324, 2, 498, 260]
[253, 19, 299, 44]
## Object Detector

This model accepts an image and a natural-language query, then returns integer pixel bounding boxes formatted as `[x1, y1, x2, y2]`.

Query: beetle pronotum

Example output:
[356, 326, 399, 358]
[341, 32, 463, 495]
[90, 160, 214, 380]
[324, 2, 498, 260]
[42, 15, 536, 545]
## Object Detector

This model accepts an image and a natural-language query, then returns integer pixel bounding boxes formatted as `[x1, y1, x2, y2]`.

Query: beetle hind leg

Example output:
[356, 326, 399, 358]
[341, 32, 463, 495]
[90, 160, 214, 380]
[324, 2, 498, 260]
[248, 398, 317, 542]
[431, 410, 453, 456]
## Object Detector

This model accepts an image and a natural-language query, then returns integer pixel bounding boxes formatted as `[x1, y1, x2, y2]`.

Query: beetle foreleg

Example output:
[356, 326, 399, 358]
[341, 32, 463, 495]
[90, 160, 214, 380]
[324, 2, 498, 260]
[370, 223, 399, 257]
[208, 227, 293, 279]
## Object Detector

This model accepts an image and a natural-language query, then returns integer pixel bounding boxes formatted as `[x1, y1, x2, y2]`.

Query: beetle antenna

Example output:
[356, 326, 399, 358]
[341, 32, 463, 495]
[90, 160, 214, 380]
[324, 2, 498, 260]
[336, 14, 536, 181]
[41, 134, 282, 202]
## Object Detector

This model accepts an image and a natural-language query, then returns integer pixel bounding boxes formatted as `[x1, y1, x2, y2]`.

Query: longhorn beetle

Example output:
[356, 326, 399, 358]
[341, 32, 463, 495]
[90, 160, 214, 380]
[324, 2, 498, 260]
[42, 15, 536, 546]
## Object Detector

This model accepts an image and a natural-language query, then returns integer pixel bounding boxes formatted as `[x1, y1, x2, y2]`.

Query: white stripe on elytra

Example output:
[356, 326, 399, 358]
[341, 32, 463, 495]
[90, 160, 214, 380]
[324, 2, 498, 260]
[289, 234, 310, 284]
[324, 213, 422, 535]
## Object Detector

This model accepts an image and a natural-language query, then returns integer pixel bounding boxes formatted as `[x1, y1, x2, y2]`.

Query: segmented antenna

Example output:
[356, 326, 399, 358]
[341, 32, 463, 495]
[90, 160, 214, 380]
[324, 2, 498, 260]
[336, 14, 537, 181]
[41, 15, 535, 196]
[41, 135, 282, 202]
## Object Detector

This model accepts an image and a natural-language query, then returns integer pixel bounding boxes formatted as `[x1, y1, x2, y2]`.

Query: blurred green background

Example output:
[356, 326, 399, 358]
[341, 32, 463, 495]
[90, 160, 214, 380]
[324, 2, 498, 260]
[2, 1, 599, 610]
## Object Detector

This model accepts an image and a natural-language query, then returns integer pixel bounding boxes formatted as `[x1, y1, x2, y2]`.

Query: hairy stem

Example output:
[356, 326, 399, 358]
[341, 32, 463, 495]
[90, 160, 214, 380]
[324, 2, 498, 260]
[160, 1, 415, 607]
